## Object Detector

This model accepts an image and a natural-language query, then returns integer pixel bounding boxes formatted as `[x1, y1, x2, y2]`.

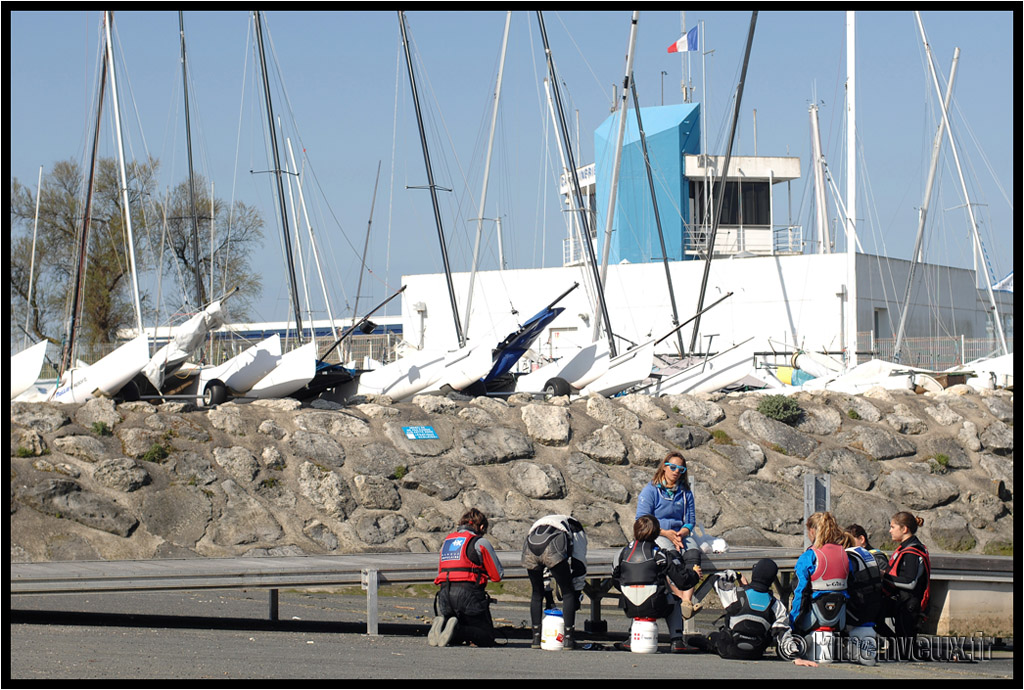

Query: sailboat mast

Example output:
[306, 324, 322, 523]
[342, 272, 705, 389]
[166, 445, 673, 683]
[254, 10, 304, 339]
[60, 21, 109, 377]
[104, 11, 144, 336]
[398, 10, 466, 348]
[179, 11, 205, 308]
[464, 10, 512, 337]
[537, 11, 617, 357]
[630, 78, 686, 358]
[689, 12, 758, 353]
[845, 11, 858, 368]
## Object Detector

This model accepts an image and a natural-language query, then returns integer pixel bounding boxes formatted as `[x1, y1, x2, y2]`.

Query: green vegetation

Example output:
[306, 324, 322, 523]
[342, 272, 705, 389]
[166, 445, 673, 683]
[982, 542, 1013, 557]
[757, 394, 804, 425]
[770, 443, 788, 456]
[91, 421, 112, 436]
[846, 409, 861, 420]
[711, 429, 733, 445]
[141, 442, 170, 464]
[15, 447, 35, 458]
[392, 465, 408, 480]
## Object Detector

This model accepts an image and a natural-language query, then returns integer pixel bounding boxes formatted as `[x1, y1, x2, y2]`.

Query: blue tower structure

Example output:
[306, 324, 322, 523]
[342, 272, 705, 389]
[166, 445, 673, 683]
[594, 103, 701, 265]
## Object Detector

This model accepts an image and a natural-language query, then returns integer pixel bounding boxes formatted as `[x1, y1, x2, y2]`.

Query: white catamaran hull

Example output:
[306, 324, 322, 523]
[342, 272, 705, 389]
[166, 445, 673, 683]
[514, 341, 609, 394]
[336, 346, 449, 402]
[10, 340, 49, 400]
[50, 334, 151, 404]
[580, 339, 657, 397]
[247, 341, 317, 399]
[645, 337, 757, 397]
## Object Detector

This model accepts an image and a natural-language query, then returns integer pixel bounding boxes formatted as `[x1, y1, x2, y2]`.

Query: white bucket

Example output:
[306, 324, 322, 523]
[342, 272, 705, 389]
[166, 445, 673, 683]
[849, 625, 877, 666]
[806, 629, 835, 664]
[540, 609, 565, 651]
[630, 618, 659, 654]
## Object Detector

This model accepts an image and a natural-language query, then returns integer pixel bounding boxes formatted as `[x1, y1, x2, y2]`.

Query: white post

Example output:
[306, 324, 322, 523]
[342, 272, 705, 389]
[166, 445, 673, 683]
[914, 13, 1008, 356]
[809, 104, 830, 253]
[104, 12, 144, 336]
[24, 165, 43, 350]
[593, 10, 640, 342]
[845, 11, 858, 368]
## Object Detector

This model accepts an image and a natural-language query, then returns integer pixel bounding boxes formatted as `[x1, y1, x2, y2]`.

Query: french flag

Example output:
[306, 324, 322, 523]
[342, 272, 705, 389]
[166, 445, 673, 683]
[667, 26, 698, 53]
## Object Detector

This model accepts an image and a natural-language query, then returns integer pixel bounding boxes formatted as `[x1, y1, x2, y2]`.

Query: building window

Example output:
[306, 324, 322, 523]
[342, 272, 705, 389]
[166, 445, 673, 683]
[691, 180, 771, 227]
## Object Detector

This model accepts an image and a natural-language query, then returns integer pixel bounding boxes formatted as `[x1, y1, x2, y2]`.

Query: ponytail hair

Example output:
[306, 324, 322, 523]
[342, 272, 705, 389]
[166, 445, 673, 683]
[891, 511, 924, 535]
[459, 508, 489, 535]
[806, 511, 846, 549]
[846, 523, 873, 550]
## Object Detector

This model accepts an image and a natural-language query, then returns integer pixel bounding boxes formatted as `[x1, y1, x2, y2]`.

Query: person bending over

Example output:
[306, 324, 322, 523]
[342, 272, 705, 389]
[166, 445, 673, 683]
[521, 514, 589, 650]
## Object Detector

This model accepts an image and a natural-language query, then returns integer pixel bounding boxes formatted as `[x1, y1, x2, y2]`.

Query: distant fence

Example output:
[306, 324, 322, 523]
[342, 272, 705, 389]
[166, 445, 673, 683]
[860, 332, 1010, 371]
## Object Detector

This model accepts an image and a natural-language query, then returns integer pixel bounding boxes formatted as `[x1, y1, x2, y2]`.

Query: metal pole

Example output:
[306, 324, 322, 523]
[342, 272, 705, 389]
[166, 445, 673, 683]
[24, 165, 43, 350]
[689, 12, 758, 353]
[179, 11, 205, 309]
[254, 10, 304, 338]
[630, 77, 686, 358]
[914, 13, 1008, 356]
[398, 11, 465, 348]
[845, 11, 858, 368]
[537, 12, 616, 356]
[894, 48, 959, 362]
[465, 10, 511, 337]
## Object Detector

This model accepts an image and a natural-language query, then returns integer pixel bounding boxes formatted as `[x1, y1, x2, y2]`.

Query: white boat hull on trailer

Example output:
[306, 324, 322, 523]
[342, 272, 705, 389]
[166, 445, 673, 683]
[334, 346, 449, 402]
[514, 340, 608, 395]
[642, 337, 758, 397]
[961, 353, 1014, 390]
[580, 338, 657, 397]
[50, 334, 151, 404]
[247, 341, 317, 399]
[191, 335, 282, 405]
[11, 340, 49, 400]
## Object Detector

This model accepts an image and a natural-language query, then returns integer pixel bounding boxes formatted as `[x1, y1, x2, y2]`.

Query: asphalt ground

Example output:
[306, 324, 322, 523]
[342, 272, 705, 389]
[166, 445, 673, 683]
[8, 588, 1015, 682]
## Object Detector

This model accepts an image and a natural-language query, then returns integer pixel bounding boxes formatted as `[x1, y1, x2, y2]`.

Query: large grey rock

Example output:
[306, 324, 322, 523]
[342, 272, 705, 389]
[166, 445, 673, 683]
[351, 474, 402, 510]
[140, 484, 213, 546]
[577, 425, 628, 464]
[691, 480, 722, 529]
[821, 392, 882, 423]
[296, 410, 370, 438]
[571, 502, 626, 546]
[213, 446, 260, 483]
[807, 447, 879, 491]
[251, 398, 303, 412]
[297, 462, 354, 518]
[460, 489, 504, 518]
[413, 506, 454, 533]
[833, 489, 898, 547]
[521, 404, 571, 446]
[169, 450, 219, 486]
[457, 406, 494, 426]
[509, 462, 566, 500]
[958, 421, 982, 452]
[619, 394, 668, 421]
[208, 480, 284, 546]
[629, 433, 671, 467]
[384, 420, 453, 457]
[978, 454, 1013, 495]
[960, 491, 1007, 530]
[586, 395, 640, 429]
[979, 420, 1013, 455]
[355, 513, 409, 545]
[488, 520, 532, 551]
[719, 479, 802, 534]
[877, 470, 959, 510]
[11, 403, 69, 433]
[74, 397, 121, 430]
[663, 394, 726, 427]
[929, 510, 975, 552]
[458, 427, 534, 465]
[347, 443, 411, 479]
[19, 479, 137, 537]
[738, 410, 818, 458]
[838, 425, 916, 460]
[354, 403, 400, 419]
[400, 460, 475, 501]
[12, 427, 48, 457]
[722, 525, 781, 547]
[289, 430, 345, 467]
[884, 404, 929, 435]
[982, 395, 1014, 424]
[921, 437, 972, 470]
[92, 458, 151, 492]
[565, 452, 629, 503]
[207, 405, 246, 435]
[471, 396, 510, 416]
[413, 395, 460, 415]
[145, 413, 210, 443]
[117, 428, 165, 460]
[257, 419, 288, 440]
[923, 401, 964, 427]
[711, 440, 766, 476]
[793, 405, 843, 436]
[663, 425, 713, 451]
[51, 435, 107, 463]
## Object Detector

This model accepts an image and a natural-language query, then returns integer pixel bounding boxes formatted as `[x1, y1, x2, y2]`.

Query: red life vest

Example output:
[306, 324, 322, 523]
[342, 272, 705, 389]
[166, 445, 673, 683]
[810, 543, 849, 592]
[887, 542, 932, 612]
[435, 530, 488, 586]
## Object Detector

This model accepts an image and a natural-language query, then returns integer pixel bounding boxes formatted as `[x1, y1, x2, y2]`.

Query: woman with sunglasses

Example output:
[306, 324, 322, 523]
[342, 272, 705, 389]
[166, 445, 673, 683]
[635, 451, 703, 620]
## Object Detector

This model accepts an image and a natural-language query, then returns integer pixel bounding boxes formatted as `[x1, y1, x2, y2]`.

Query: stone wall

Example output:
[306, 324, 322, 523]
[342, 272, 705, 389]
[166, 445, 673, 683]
[9, 384, 1014, 563]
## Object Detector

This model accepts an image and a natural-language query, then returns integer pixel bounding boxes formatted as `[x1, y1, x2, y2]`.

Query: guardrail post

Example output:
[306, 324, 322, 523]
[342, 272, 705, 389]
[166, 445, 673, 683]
[269, 588, 279, 621]
[361, 568, 379, 636]
[803, 473, 831, 550]
[582, 578, 612, 635]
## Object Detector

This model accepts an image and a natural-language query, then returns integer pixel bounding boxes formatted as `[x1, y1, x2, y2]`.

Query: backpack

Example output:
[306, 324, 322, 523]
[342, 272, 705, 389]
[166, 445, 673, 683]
[845, 547, 883, 626]
[725, 589, 775, 652]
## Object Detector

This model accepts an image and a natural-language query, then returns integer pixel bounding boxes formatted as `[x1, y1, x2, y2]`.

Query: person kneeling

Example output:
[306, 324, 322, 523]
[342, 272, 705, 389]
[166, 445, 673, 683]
[691, 559, 803, 662]
[429, 508, 504, 648]
[613, 514, 702, 653]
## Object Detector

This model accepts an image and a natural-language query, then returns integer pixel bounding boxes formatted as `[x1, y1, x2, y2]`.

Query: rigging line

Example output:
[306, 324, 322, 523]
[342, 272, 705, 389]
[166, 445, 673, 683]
[385, 38, 402, 299]
[227, 17, 255, 304]
[553, 11, 611, 101]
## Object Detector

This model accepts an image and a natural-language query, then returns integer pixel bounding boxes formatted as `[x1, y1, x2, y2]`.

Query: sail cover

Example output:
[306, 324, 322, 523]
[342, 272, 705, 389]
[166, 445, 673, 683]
[142, 300, 226, 390]
[482, 306, 565, 382]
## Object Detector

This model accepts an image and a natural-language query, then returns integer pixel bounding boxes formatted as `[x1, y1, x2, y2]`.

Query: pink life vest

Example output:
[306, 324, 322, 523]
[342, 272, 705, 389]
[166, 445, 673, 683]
[810, 543, 849, 592]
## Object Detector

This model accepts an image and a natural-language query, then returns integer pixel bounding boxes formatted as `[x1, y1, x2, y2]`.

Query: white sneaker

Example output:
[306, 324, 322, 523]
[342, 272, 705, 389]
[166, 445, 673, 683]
[437, 617, 459, 647]
[427, 616, 445, 646]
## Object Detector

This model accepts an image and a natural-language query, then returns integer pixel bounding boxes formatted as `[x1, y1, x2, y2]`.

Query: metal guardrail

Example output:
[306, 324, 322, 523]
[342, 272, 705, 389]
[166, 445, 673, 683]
[10, 548, 1012, 636]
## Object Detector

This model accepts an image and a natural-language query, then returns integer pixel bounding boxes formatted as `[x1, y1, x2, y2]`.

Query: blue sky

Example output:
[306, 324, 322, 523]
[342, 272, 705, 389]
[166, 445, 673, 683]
[9, 10, 1015, 324]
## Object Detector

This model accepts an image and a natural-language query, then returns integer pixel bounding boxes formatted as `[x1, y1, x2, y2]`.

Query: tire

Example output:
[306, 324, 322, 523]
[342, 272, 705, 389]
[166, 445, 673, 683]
[118, 380, 141, 403]
[203, 380, 228, 407]
[544, 377, 572, 397]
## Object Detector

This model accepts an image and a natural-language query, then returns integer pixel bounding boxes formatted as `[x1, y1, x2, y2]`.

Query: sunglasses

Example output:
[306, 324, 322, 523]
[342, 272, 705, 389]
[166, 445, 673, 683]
[664, 462, 687, 473]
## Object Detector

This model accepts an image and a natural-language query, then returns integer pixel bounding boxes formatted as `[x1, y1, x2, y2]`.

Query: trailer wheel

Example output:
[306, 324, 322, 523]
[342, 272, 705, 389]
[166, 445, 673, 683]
[544, 377, 571, 398]
[203, 380, 228, 407]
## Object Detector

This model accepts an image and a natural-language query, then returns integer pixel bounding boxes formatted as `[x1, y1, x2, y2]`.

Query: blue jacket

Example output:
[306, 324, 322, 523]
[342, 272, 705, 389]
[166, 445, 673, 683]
[789, 546, 853, 626]
[635, 482, 695, 533]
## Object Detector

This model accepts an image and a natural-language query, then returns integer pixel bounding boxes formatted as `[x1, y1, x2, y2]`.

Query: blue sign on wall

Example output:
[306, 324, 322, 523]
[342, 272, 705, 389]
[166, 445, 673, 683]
[403, 425, 439, 440]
